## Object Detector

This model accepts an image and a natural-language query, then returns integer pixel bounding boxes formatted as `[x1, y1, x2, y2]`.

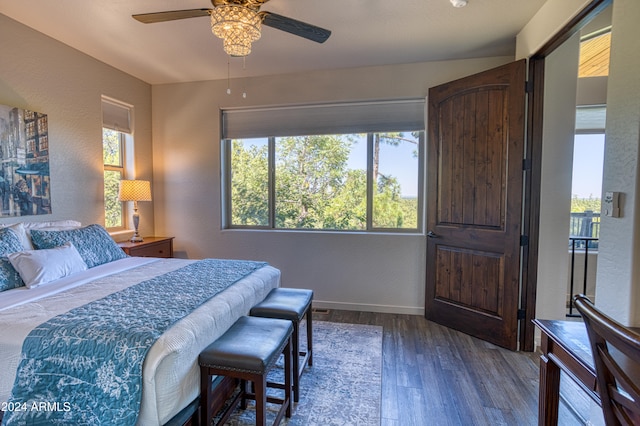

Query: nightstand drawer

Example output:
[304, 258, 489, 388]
[118, 237, 174, 258]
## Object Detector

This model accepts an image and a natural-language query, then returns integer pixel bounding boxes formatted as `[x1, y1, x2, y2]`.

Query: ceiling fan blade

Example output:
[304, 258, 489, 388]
[132, 9, 212, 24]
[260, 12, 331, 43]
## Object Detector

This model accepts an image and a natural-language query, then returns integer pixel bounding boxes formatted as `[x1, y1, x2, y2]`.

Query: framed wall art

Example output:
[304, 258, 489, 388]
[0, 104, 51, 217]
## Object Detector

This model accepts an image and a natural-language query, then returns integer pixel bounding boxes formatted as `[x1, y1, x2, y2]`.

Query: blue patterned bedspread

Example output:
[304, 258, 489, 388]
[2, 259, 267, 426]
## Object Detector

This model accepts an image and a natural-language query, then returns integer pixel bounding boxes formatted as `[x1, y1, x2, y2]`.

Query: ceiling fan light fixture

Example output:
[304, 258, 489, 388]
[222, 33, 252, 57]
[211, 5, 262, 57]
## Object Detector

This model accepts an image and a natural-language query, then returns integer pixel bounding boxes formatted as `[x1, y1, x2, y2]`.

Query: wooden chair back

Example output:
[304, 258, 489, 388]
[574, 294, 640, 426]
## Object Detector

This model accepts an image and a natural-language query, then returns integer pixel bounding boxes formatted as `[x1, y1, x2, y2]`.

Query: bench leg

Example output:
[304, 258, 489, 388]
[285, 337, 293, 418]
[200, 367, 212, 426]
[241, 379, 248, 410]
[200, 368, 211, 425]
[307, 306, 313, 367]
[255, 375, 267, 426]
[292, 320, 300, 402]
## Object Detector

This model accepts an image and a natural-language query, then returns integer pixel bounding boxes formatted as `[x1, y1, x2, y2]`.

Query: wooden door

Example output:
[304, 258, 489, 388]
[425, 60, 526, 350]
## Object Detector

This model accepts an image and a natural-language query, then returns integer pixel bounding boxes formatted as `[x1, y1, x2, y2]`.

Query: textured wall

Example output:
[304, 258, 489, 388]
[595, 0, 640, 325]
[0, 14, 152, 234]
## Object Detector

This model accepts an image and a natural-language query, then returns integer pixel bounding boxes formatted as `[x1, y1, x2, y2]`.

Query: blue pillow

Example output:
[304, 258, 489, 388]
[0, 227, 26, 291]
[30, 224, 128, 268]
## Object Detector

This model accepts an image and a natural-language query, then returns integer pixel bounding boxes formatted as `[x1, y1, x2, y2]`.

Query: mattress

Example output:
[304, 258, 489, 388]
[0, 257, 280, 425]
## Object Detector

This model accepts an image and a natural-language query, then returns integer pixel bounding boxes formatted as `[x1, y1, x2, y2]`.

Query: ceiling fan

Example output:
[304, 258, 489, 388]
[133, 0, 331, 56]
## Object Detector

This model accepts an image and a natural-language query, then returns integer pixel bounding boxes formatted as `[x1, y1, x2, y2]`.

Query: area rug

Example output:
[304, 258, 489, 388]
[220, 321, 383, 425]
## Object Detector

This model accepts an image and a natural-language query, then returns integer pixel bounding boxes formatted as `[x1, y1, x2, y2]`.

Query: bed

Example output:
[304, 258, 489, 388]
[0, 221, 280, 425]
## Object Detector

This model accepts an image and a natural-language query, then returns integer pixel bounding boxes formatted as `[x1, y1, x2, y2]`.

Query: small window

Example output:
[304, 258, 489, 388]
[102, 97, 133, 231]
[103, 128, 126, 229]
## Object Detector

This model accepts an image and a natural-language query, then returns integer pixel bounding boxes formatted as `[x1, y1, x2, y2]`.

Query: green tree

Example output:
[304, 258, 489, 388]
[275, 135, 352, 229]
[571, 195, 601, 213]
[103, 129, 123, 228]
[322, 169, 367, 230]
[230, 140, 269, 226]
[230, 132, 420, 230]
[373, 175, 405, 228]
[104, 171, 122, 228]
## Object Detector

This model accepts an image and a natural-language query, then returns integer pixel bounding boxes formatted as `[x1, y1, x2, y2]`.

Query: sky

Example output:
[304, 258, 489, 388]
[572, 133, 605, 199]
[348, 134, 419, 198]
[349, 132, 605, 200]
[239, 132, 603, 201]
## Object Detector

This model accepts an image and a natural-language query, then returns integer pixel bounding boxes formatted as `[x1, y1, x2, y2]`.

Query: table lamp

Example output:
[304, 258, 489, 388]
[118, 179, 152, 242]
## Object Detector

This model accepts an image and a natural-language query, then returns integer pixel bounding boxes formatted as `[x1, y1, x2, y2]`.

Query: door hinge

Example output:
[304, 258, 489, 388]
[517, 309, 526, 320]
[525, 80, 534, 93]
[523, 158, 532, 171]
[520, 235, 529, 246]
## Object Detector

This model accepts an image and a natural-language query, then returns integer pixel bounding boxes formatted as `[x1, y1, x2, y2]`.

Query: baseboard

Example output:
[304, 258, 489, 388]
[312, 300, 424, 316]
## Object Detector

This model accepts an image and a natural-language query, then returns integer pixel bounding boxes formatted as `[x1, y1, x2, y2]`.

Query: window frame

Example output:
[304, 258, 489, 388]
[101, 96, 135, 233]
[222, 130, 424, 233]
[103, 128, 127, 232]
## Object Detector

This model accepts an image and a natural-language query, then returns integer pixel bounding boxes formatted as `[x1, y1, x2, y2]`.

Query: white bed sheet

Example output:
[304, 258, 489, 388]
[0, 257, 280, 425]
[0, 256, 157, 312]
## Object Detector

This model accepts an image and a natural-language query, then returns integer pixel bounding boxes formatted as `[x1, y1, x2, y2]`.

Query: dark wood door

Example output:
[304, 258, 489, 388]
[425, 60, 526, 350]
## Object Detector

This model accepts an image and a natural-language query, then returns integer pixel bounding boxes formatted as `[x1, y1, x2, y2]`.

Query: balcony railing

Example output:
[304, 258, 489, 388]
[567, 211, 600, 317]
[567, 236, 598, 317]
[569, 210, 600, 248]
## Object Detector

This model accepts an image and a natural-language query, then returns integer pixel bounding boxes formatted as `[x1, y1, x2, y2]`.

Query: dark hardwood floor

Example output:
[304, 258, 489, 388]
[313, 309, 587, 426]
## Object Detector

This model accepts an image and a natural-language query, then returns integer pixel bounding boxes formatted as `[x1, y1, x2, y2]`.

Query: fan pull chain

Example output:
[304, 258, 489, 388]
[226, 56, 231, 95]
[242, 56, 247, 99]
[225, 56, 248, 98]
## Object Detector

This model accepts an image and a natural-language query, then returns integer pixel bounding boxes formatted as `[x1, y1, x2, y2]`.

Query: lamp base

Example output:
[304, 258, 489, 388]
[131, 208, 143, 242]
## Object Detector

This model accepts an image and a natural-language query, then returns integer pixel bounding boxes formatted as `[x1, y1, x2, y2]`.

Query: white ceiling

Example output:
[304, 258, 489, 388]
[0, 0, 546, 85]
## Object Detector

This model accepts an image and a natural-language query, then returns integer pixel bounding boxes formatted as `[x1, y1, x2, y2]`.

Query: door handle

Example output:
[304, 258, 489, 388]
[427, 231, 440, 238]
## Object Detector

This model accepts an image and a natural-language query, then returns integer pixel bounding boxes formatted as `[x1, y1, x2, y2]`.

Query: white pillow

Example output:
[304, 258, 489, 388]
[8, 242, 88, 289]
[20, 220, 82, 230]
[0, 220, 82, 250]
[2, 223, 32, 250]
[23, 220, 82, 249]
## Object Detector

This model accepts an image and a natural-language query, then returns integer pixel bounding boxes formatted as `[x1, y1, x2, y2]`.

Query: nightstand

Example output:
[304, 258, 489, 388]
[118, 237, 174, 258]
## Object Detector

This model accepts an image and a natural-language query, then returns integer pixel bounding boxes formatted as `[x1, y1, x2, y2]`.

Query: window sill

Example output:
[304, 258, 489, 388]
[109, 229, 134, 242]
[222, 227, 424, 237]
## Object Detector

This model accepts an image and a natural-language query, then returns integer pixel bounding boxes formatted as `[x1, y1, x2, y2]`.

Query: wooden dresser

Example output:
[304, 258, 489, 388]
[118, 237, 174, 258]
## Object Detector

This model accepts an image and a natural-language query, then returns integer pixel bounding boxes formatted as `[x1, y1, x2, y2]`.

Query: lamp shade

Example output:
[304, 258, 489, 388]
[118, 180, 152, 202]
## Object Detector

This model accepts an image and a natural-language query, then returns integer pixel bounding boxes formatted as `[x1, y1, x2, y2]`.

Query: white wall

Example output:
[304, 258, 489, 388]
[535, 33, 581, 321]
[515, 0, 593, 60]
[595, 0, 640, 326]
[151, 57, 512, 315]
[0, 14, 153, 234]
[518, 0, 640, 327]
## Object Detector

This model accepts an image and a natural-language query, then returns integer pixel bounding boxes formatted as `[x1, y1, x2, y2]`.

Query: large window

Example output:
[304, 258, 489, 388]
[102, 97, 133, 231]
[223, 101, 424, 231]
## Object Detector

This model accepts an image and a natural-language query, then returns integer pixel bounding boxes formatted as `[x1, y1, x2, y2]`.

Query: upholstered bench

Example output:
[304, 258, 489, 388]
[199, 316, 293, 426]
[250, 288, 313, 402]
